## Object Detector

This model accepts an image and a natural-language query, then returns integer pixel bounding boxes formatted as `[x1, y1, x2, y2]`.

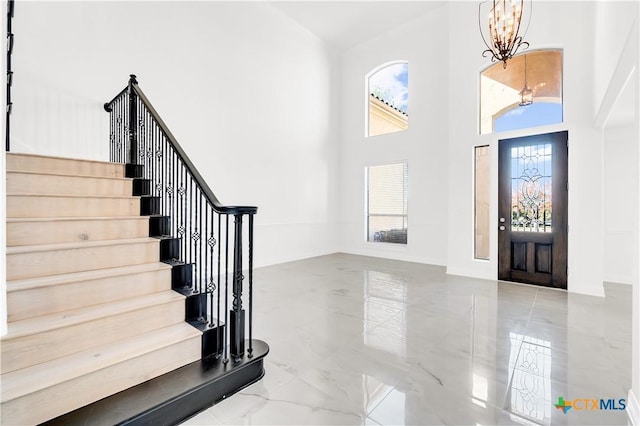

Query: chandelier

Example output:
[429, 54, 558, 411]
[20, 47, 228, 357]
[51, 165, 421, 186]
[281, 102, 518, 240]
[479, 0, 531, 68]
[518, 54, 533, 106]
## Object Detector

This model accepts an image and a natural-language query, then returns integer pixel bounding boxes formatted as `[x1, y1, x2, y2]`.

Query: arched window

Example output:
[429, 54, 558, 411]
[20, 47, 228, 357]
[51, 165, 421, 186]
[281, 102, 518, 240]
[480, 50, 563, 135]
[367, 62, 409, 137]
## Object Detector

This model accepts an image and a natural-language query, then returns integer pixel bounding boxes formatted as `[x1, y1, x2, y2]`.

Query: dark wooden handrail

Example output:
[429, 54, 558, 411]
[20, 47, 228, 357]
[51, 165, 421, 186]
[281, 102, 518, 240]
[104, 75, 257, 215]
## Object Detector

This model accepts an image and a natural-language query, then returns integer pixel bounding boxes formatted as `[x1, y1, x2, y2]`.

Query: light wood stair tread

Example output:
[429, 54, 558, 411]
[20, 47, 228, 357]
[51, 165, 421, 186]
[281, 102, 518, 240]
[0, 323, 201, 403]
[7, 263, 172, 292]
[6, 152, 121, 166]
[6, 170, 132, 181]
[3, 290, 185, 340]
[6, 237, 159, 255]
[6, 193, 139, 199]
[6, 216, 149, 223]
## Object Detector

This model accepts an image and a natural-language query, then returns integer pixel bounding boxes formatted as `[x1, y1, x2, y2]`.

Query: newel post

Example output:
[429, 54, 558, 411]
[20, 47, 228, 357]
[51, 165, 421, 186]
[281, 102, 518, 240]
[230, 214, 245, 361]
[128, 74, 138, 164]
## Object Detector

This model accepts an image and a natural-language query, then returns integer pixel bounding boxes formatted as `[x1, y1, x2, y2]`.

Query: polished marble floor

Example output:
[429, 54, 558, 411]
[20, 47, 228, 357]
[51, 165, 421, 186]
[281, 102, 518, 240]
[182, 253, 633, 425]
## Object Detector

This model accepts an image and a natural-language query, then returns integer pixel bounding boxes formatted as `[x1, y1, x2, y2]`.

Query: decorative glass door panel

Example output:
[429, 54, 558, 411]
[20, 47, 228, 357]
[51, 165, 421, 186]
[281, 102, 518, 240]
[511, 144, 553, 233]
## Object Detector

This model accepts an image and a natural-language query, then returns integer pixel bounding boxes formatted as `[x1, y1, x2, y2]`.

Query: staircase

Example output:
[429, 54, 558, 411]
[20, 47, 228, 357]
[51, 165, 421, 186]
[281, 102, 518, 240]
[2, 153, 201, 425]
[2, 76, 268, 425]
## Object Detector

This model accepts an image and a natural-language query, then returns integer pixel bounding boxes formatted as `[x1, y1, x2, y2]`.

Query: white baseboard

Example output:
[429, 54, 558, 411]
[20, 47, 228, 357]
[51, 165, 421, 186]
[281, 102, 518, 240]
[629, 388, 639, 426]
[446, 266, 495, 281]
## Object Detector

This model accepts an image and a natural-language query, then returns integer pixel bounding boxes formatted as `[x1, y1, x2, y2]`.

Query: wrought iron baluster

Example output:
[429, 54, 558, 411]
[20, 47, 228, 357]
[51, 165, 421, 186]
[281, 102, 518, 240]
[178, 164, 185, 263]
[160, 131, 165, 211]
[207, 209, 216, 327]
[123, 96, 126, 164]
[216, 213, 222, 357]
[117, 98, 121, 163]
[190, 178, 195, 287]
[138, 99, 143, 170]
[199, 191, 204, 295]
[153, 124, 158, 204]
[116, 99, 121, 163]
[248, 213, 254, 358]
[128, 75, 138, 165]
[141, 102, 148, 180]
[181, 167, 187, 264]
[204, 206, 209, 322]
[165, 139, 171, 222]
[172, 148, 178, 239]
[109, 106, 113, 162]
[224, 214, 229, 364]
[230, 214, 244, 361]
[115, 98, 119, 162]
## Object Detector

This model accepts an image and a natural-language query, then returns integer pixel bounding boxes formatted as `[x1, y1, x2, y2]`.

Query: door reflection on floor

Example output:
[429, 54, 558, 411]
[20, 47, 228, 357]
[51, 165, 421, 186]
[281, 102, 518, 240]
[506, 333, 553, 425]
[363, 270, 407, 357]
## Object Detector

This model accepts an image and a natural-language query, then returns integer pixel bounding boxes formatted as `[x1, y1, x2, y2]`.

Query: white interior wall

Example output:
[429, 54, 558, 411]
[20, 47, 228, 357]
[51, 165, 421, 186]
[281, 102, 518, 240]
[630, 22, 639, 426]
[634, 95, 640, 424]
[338, 5, 450, 266]
[603, 124, 636, 285]
[11, 1, 340, 269]
[445, 1, 606, 296]
[593, 4, 639, 417]
[594, 1, 638, 118]
[337, 1, 627, 298]
[601, 80, 639, 424]
[632, 80, 640, 426]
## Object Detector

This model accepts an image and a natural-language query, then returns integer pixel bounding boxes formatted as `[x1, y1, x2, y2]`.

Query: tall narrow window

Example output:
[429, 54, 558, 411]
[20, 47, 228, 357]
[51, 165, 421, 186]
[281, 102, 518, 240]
[367, 62, 409, 137]
[366, 162, 408, 244]
[475, 146, 490, 260]
[480, 50, 563, 135]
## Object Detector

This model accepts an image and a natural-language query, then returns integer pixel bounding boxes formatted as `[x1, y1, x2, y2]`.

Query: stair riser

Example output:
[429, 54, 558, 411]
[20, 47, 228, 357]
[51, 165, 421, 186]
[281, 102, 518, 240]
[7, 195, 140, 218]
[7, 154, 125, 178]
[7, 269, 172, 322]
[7, 241, 160, 280]
[7, 172, 132, 197]
[7, 217, 149, 247]
[1, 299, 186, 374]
[0, 335, 200, 425]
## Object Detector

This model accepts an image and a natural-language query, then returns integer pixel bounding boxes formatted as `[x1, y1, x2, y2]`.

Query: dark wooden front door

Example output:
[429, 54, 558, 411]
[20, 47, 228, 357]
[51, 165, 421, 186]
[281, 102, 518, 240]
[498, 131, 568, 289]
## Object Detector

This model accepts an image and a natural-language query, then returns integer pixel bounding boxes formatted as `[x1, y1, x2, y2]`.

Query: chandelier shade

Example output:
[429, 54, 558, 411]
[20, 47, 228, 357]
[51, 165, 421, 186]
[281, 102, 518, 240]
[479, 0, 531, 68]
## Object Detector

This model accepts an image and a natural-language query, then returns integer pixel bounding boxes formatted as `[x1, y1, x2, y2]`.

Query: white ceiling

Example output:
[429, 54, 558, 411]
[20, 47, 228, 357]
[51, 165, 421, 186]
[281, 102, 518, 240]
[269, 1, 446, 51]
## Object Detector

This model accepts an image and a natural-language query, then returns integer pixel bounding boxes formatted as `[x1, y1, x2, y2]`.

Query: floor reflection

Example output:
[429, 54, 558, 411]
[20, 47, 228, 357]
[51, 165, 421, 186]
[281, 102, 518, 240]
[364, 270, 407, 357]
[361, 374, 394, 415]
[182, 254, 632, 426]
[506, 333, 552, 425]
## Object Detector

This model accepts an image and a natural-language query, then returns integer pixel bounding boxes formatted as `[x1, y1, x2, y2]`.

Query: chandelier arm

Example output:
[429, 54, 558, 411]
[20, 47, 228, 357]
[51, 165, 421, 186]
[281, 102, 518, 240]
[511, 39, 530, 58]
[521, 0, 532, 40]
[478, 0, 495, 52]
[482, 49, 499, 63]
[508, 37, 521, 58]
